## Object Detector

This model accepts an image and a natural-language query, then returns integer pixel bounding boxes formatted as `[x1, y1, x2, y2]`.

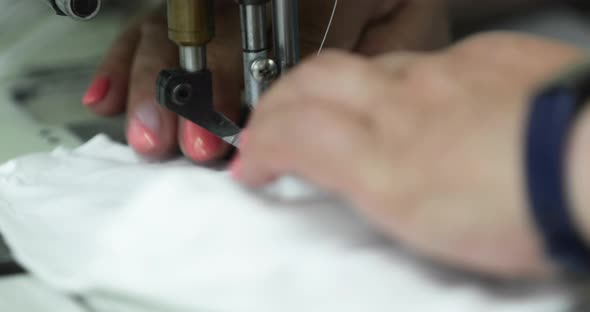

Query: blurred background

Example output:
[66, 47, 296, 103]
[0, 0, 589, 311]
[0, 0, 155, 163]
[0, 0, 588, 163]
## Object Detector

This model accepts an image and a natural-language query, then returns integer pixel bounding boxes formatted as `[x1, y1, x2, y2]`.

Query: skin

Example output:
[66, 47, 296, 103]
[88, 1, 590, 278]
[232, 32, 589, 278]
[85, 0, 449, 162]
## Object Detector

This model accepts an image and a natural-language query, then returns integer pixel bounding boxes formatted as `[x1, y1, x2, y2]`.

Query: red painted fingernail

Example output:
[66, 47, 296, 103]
[83, 76, 110, 107]
[229, 156, 242, 180]
[135, 102, 161, 134]
[183, 122, 224, 162]
[127, 117, 159, 154]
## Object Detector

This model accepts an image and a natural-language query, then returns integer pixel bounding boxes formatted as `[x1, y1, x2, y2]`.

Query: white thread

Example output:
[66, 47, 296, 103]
[317, 0, 338, 56]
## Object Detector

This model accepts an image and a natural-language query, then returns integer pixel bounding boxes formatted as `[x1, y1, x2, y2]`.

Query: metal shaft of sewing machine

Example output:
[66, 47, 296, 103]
[158, 0, 300, 148]
[165, 0, 300, 107]
[238, 0, 275, 108]
[272, 0, 300, 74]
[238, 0, 300, 107]
[167, 0, 214, 73]
[163, 0, 244, 146]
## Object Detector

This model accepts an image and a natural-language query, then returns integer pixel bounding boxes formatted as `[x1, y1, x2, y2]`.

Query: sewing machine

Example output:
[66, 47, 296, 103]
[2, 2, 590, 312]
[0, 0, 299, 282]
[43, 0, 300, 147]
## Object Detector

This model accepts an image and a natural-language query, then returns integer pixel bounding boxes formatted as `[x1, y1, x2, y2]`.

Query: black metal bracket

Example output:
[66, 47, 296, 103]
[156, 69, 242, 139]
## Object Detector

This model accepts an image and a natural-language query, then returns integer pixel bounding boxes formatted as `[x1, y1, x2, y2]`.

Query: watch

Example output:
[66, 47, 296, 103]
[526, 59, 590, 273]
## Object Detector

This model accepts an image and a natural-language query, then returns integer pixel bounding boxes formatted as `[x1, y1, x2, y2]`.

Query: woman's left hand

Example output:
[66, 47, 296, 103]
[232, 32, 586, 278]
[86, 0, 449, 162]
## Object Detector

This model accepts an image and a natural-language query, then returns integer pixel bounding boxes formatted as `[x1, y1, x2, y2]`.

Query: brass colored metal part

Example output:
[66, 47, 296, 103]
[167, 0, 215, 46]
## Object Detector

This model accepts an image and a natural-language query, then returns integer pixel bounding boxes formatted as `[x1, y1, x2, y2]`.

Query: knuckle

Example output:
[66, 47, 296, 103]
[368, 57, 463, 116]
[106, 28, 140, 60]
[456, 31, 582, 61]
[131, 64, 159, 81]
[453, 32, 511, 54]
[141, 15, 168, 29]
[293, 51, 371, 85]
[450, 31, 547, 61]
[115, 27, 140, 45]
[402, 60, 441, 92]
[403, 62, 431, 84]
[140, 20, 167, 37]
[138, 14, 169, 39]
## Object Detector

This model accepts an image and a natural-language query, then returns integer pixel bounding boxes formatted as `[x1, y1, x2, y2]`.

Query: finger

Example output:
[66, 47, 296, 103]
[126, 18, 179, 158]
[83, 22, 141, 115]
[262, 51, 391, 115]
[356, 0, 449, 55]
[372, 51, 423, 72]
[229, 51, 393, 188]
[236, 102, 378, 196]
[233, 56, 380, 190]
[179, 5, 243, 163]
[232, 50, 423, 189]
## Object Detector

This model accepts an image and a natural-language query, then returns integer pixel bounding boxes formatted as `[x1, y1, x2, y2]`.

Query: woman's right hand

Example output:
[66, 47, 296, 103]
[82, 0, 449, 162]
[234, 33, 586, 277]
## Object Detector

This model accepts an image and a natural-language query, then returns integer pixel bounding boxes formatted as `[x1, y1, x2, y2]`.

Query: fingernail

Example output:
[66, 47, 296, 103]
[82, 76, 110, 107]
[135, 103, 161, 134]
[229, 156, 242, 180]
[183, 122, 224, 162]
[127, 104, 161, 154]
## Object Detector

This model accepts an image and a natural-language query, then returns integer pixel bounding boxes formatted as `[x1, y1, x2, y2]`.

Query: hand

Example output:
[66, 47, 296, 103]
[232, 32, 586, 278]
[82, 0, 449, 162]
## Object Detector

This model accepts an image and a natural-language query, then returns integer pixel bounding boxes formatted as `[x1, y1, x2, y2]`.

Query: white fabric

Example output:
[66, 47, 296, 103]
[0, 277, 85, 312]
[0, 135, 572, 312]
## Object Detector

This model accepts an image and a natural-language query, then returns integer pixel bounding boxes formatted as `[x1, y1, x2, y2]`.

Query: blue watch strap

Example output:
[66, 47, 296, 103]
[526, 83, 590, 272]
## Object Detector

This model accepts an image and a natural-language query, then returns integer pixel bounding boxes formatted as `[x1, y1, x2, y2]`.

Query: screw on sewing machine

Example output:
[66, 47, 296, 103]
[251, 58, 279, 83]
[172, 84, 193, 106]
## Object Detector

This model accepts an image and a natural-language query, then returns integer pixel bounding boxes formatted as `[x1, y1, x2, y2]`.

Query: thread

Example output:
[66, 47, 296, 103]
[317, 0, 338, 56]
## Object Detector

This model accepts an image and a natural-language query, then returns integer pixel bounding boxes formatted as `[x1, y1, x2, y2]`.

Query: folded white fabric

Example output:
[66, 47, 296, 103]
[0, 135, 572, 312]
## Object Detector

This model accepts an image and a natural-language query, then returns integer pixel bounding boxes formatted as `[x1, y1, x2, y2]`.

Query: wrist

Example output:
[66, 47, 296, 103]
[568, 100, 590, 245]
